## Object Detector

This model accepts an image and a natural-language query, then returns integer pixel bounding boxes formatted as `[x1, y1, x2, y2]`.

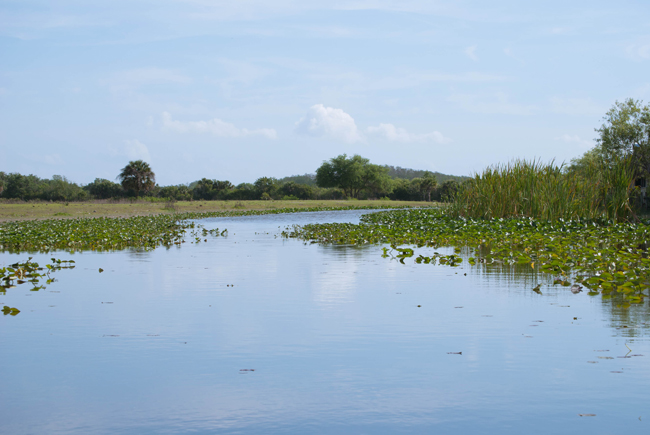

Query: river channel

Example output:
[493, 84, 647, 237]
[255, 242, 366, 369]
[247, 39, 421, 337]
[1, 210, 649, 434]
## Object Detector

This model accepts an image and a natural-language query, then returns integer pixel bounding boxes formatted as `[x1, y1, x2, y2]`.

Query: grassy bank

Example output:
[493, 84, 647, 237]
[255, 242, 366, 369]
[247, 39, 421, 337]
[0, 199, 428, 222]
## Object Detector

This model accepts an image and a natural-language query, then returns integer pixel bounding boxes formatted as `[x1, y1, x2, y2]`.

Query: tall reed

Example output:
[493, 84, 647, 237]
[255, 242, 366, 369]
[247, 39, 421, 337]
[448, 157, 638, 221]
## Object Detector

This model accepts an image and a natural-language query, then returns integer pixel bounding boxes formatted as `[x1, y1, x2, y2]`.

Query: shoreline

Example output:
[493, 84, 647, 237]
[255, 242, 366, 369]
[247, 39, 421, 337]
[0, 199, 431, 222]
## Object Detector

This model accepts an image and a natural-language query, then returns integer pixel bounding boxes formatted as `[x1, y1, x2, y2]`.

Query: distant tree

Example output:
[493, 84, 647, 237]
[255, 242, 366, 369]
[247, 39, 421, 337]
[226, 183, 257, 200]
[254, 177, 279, 198]
[420, 171, 438, 201]
[316, 154, 390, 198]
[594, 98, 650, 175]
[158, 185, 192, 201]
[2, 173, 42, 200]
[440, 180, 460, 202]
[85, 178, 124, 199]
[279, 181, 314, 200]
[117, 160, 155, 197]
[193, 178, 234, 200]
[389, 178, 413, 201]
[278, 173, 317, 186]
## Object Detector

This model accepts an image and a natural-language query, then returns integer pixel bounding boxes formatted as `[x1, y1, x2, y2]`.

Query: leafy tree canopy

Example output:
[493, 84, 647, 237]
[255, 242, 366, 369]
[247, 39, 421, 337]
[594, 98, 650, 175]
[315, 154, 390, 198]
[117, 160, 155, 196]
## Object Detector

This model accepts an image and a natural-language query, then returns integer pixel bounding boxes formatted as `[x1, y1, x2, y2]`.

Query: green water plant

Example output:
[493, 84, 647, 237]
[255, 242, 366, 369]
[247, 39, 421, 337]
[1, 257, 75, 292]
[448, 157, 638, 221]
[285, 208, 650, 305]
[0, 205, 413, 253]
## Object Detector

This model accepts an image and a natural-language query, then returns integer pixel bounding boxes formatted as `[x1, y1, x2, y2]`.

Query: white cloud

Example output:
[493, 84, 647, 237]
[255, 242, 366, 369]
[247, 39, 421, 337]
[124, 139, 151, 161]
[464, 45, 478, 61]
[161, 112, 277, 139]
[555, 134, 593, 149]
[367, 123, 450, 143]
[626, 42, 650, 61]
[295, 104, 363, 143]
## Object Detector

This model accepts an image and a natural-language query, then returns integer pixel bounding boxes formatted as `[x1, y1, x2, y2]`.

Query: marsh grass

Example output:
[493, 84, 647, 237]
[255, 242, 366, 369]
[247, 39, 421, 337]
[449, 158, 638, 221]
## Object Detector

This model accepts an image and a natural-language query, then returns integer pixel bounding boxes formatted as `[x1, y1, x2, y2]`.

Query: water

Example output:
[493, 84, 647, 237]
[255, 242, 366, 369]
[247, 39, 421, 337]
[1, 210, 649, 434]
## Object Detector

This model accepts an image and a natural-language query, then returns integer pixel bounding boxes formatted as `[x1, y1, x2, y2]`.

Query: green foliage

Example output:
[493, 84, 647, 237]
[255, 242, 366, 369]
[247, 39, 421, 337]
[0, 172, 88, 201]
[285, 208, 650, 304]
[118, 160, 155, 196]
[448, 158, 637, 221]
[192, 178, 233, 200]
[158, 184, 192, 201]
[383, 165, 469, 184]
[84, 178, 124, 199]
[279, 181, 314, 199]
[1, 257, 74, 293]
[594, 98, 650, 175]
[254, 177, 279, 199]
[439, 180, 460, 203]
[316, 154, 391, 198]
[278, 173, 317, 186]
[0, 205, 414, 253]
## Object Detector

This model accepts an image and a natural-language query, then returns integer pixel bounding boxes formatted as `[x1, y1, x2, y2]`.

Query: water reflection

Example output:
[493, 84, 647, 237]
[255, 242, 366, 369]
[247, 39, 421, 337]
[1, 210, 649, 434]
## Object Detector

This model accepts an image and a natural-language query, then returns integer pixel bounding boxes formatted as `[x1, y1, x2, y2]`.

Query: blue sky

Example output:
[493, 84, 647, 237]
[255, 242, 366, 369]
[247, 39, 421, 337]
[1, 0, 649, 185]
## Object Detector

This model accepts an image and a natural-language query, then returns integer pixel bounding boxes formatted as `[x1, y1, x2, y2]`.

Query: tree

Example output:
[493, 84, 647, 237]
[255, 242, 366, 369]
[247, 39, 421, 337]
[279, 181, 314, 200]
[440, 180, 460, 202]
[420, 171, 438, 201]
[85, 178, 124, 199]
[254, 177, 279, 198]
[193, 178, 234, 200]
[117, 160, 155, 196]
[315, 154, 390, 198]
[594, 98, 650, 175]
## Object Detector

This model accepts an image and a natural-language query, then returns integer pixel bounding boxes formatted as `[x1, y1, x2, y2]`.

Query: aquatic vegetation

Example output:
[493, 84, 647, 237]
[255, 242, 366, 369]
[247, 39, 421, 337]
[1, 257, 76, 315]
[448, 158, 638, 221]
[1, 257, 75, 292]
[285, 208, 650, 304]
[2, 306, 20, 316]
[0, 205, 414, 253]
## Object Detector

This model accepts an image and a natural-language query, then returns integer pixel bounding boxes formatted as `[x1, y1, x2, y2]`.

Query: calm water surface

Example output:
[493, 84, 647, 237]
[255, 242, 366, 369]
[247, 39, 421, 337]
[1, 210, 649, 434]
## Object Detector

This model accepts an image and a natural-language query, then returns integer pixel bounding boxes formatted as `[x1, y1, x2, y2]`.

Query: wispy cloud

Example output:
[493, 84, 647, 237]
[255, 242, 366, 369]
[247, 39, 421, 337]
[124, 139, 151, 161]
[295, 104, 363, 143]
[626, 42, 650, 61]
[367, 123, 450, 143]
[555, 134, 593, 149]
[464, 45, 478, 61]
[550, 97, 604, 116]
[448, 93, 536, 115]
[162, 112, 277, 139]
[110, 68, 191, 88]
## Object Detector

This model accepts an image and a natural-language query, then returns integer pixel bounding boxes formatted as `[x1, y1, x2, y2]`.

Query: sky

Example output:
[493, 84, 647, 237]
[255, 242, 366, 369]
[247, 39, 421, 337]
[1, 0, 650, 186]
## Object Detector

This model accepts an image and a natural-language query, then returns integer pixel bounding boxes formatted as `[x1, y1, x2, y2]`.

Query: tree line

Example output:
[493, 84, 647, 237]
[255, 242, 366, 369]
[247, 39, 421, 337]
[0, 157, 464, 203]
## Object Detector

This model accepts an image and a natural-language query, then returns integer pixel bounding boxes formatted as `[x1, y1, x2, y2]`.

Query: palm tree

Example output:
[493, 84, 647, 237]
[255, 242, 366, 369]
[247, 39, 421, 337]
[421, 171, 438, 202]
[117, 160, 155, 197]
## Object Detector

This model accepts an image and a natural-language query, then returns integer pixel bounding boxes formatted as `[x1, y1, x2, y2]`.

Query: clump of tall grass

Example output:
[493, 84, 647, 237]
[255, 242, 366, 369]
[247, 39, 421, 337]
[448, 157, 638, 221]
